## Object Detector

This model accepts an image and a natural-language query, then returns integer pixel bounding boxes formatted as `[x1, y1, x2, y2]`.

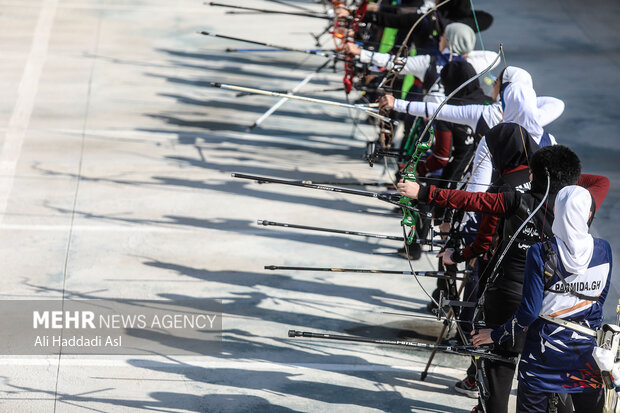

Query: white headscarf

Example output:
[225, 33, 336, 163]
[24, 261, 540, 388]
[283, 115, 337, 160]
[502, 81, 544, 140]
[552, 185, 594, 275]
[501, 66, 533, 88]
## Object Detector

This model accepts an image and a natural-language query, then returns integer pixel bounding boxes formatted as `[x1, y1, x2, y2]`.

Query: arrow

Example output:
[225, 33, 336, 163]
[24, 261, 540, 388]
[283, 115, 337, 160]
[210, 83, 393, 123]
[250, 59, 332, 130]
[265, 265, 470, 280]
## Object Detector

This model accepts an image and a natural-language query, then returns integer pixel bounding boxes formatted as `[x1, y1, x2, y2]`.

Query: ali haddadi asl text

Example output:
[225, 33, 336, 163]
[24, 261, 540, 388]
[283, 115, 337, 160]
[34, 335, 122, 348]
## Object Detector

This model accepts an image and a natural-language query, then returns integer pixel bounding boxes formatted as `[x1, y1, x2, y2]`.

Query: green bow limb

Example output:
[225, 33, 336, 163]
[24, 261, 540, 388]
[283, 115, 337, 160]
[399, 128, 434, 244]
[397, 45, 502, 245]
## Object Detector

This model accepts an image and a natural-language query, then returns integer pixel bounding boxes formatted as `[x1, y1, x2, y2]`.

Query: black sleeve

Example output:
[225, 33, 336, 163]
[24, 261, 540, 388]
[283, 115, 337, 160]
[377, 5, 400, 14]
[364, 12, 421, 31]
[501, 191, 520, 215]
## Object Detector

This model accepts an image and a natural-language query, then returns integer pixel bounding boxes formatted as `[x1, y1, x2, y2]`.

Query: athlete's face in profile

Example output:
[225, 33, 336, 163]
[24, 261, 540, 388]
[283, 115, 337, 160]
[493, 77, 501, 101]
[439, 34, 447, 52]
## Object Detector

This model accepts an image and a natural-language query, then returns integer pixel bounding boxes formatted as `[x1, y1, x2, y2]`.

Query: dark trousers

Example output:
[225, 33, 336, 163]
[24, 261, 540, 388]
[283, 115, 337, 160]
[477, 289, 525, 413]
[478, 359, 516, 413]
[516, 384, 604, 413]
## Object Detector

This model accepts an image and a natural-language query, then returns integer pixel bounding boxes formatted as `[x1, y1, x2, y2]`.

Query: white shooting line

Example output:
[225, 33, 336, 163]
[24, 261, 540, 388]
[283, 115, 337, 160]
[0, 0, 58, 225]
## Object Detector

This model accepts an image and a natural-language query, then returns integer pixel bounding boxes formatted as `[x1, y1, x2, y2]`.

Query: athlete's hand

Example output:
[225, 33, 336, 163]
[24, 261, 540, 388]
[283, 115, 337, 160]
[471, 329, 493, 347]
[334, 5, 350, 19]
[367, 3, 379, 12]
[437, 248, 455, 265]
[378, 95, 395, 111]
[343, 43, 361, 56]
[397, 180, 420, 199]
[439, 222, 450, 238]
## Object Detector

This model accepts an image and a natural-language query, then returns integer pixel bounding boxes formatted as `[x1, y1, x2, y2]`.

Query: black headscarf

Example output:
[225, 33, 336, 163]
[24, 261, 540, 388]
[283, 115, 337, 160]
[440, 60, 493, 106]
[438, 0, 493, 32]
[485, 122, 540, 174]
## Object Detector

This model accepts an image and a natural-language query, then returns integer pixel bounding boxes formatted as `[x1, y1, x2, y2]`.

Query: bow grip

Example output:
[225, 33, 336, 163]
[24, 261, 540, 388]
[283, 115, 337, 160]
[400, 204, 418, 245]
[343, 77, 353, 94]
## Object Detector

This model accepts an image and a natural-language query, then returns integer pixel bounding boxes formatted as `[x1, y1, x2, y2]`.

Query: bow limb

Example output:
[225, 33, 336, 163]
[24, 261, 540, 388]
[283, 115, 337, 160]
[400, 45, 504, 327]
[414, 44, 503, 153]
[343, 1, 368, 93]
[382, 0, 452, 92]
[332, 1, 368, 94]
[397, 44, 502, 195]
[467, 47, 555, 335]
[375, 0, 452, 164]
[471, 171, 551, 334]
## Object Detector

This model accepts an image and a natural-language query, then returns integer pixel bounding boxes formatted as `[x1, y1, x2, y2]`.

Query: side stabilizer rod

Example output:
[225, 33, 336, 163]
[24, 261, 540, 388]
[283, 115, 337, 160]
[258, 219, 444, 246]
[265, 265, 469, 280]
[287, 330, 517, 363]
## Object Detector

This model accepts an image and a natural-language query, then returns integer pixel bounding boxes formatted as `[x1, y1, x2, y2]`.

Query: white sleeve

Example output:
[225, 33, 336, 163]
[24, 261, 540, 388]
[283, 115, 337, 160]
[359, 51, 430, 78]
[481, 105, 503, 130]
[466, 51, 500, 74]
[399, 55, 432, 78]
[419, 0, 435, 13]
[536, 96, 565, 126]
[359, 49, 394, 69]
[393, 99, 483, 130]
[466, 137, 493, 193]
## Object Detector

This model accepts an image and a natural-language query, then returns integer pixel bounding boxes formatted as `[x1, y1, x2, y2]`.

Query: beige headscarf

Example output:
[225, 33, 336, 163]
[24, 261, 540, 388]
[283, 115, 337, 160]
[445, 23, 476, 56]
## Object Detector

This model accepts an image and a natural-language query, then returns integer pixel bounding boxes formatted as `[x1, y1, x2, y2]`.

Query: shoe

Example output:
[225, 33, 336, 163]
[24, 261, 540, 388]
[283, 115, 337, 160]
[397, 244, 422, 260]
[454, 377, 479, 399]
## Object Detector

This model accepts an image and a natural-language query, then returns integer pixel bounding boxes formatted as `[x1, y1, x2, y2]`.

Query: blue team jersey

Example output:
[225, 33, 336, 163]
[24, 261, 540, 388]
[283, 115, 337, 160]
[491, 237, 612, 393]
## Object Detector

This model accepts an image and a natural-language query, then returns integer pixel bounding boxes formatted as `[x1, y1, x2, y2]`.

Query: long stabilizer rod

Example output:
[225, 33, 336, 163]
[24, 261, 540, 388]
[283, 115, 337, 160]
[200, 31, 341, 60]
[225, 47, 330, 53]
[257, 219, 445, 246]
[233, 173, 383, 197]
[231, 173, 422, 214]
[207, 2, 332, 20]
[256, 179, 388, 186]
[263, 0, 317, 13]
[265, 265, 469, 280]
[287, 330, 517, 363]
[210, 83, 394, 124]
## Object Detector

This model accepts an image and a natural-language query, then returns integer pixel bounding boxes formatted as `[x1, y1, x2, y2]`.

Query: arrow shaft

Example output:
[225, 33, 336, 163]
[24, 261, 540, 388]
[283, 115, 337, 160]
[382, 311, 484, 326]
[236, 87, 345, 97]
[265, 265, 469, 280]
[210, 82, 394, 123]
[251, 59, 332, 129]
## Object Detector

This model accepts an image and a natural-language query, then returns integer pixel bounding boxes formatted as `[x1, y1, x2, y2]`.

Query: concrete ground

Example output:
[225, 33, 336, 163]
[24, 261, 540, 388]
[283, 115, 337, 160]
[0, 0, 618, 412]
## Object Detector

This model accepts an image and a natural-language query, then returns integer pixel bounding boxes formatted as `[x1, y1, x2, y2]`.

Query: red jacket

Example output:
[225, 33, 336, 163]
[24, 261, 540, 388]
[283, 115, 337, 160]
[420, 174, 610, 261]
